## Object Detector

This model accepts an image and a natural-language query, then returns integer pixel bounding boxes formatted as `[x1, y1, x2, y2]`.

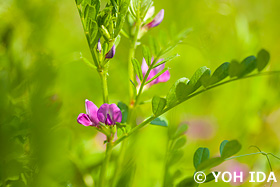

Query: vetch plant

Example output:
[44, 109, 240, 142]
[75, 0, 280, 186]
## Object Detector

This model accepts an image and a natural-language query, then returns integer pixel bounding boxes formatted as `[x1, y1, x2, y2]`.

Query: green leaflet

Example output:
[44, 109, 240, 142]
[229, 60, 241, 78]
[132, 58, 143, 81]
[208, 62, 230, 85]
[166, 77, 189, 107]
[193, 147, 210, 170]
[173, 124, 188, 139]
[220, 140, 242, 159]
[152, 96, 166, 116]
[238, 56, 257, 77]
[184, 66, 210, 94]
[257, 49, 270, 72]
[142, 45, 151, 65]
[117, 102, 128, 123]
[172, 136, 187, 151]
[219, 140, 229, 156]
[150, 117, 168, 127]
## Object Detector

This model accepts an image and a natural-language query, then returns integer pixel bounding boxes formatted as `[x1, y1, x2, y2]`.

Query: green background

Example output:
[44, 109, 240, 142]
[1, 0, 280, 186]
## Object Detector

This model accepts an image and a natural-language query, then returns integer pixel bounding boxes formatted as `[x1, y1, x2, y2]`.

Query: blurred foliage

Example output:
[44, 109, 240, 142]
[1, 0, 280, 186]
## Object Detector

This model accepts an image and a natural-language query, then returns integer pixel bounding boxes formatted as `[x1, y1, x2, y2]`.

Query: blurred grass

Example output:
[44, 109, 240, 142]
[1, 0, 280, 186]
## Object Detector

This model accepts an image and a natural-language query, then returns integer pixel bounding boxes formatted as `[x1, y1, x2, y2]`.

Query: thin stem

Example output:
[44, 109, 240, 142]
[113, 71, 280, 146]
[100, 67, 109, 103]
[77, 5, 110, 104]
[225, 152, 263, 160]
[99, 140, 113, 187]
[128, 21, 141, 104]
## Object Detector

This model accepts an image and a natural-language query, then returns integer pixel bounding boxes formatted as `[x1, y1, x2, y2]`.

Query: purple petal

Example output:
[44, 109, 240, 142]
[97, 103, 122, 125]
[156, 70, 170, 83]
[77, 113, 93, 126]
[97, 103, 110, 124]
[141, 58, 149, 73]
[147, 9, 164, 28]
[105, 45, 115, 59]
[97, 38, 102, 52]
[108, 103, 122, 124]
[136, 58, 149, 85]
[106, 114, 113, 125]
[85, 99, 99, 126]
[141, 58, 155, 82]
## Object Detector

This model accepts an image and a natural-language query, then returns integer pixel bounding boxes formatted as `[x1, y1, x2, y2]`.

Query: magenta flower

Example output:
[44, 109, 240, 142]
[105, 45, 115, 59]
[137, 58, 170, 87]
[77, 100, 122, 127]
[146, 9, 164, 29]
[97, 103, 122, 125]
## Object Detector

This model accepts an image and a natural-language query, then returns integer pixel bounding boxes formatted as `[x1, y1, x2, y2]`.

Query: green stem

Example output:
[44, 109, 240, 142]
[113, 71, 280, 146]
[99, 140, 113, 187]
[128, 21, 141, 104]
[225, 152, 263, 161]
[100, 67, 109, 103]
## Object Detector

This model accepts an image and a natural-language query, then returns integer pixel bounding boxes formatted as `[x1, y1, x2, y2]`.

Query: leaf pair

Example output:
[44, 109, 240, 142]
[229, 49, 270, 78]
[176, 140, 242, 186]
[193, 140, 241, 171]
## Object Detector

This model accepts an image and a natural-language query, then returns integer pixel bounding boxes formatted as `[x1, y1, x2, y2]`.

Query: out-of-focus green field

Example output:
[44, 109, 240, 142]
[1, 0, 280, 186]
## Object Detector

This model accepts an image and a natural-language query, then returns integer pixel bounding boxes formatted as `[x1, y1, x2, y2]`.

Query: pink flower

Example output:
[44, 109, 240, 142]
[213, 160, 249, 186]
[185, 118, 216, 140]
[227, 161, 250, 186]
[137, 58, 170, 88]
[145, 9, 164, 29]
[77, 100, 122, 127]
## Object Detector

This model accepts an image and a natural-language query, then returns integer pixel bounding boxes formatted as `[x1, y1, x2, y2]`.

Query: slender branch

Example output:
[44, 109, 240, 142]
[128, 21, 141, 103]
[76, 5, 110, 103]
[99, 140, 113, 187]
[100, 67, 109, 103]
[225, 152, 264, 160]
[113, 71, 280, 146]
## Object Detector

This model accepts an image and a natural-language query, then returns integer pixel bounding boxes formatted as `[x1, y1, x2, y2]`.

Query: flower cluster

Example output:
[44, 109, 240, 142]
[137, 58, 170, 88]
[77, 99, 122, 127]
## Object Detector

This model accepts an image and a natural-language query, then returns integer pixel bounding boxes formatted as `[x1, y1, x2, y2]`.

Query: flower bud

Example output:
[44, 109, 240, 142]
[105, 45, 115, 59]
[146, 9, 164, 28]
[97, 39, 102, 52]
